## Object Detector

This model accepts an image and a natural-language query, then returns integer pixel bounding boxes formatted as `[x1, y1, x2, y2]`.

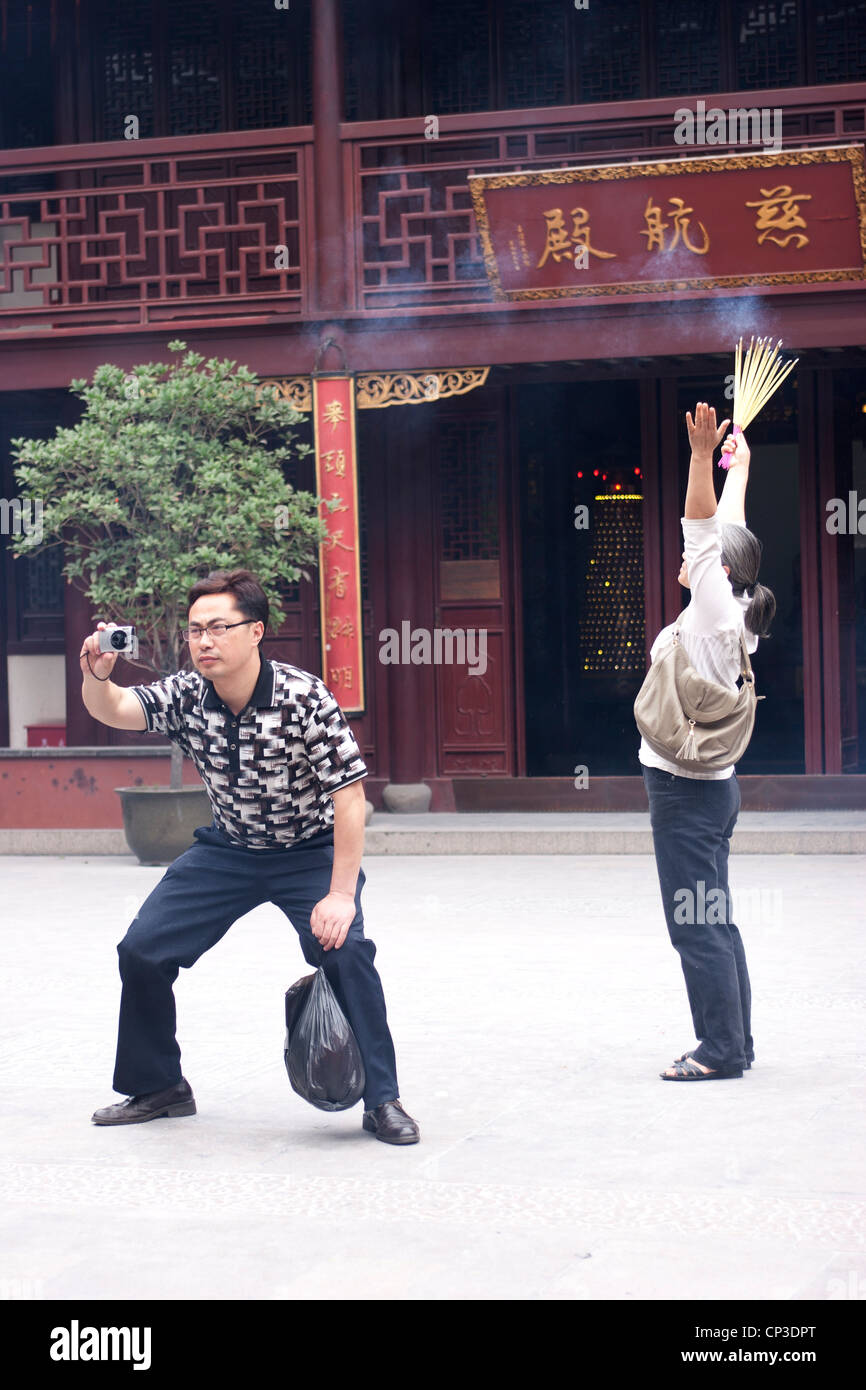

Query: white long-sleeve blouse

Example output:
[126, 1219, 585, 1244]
[638, 514, 759, 781]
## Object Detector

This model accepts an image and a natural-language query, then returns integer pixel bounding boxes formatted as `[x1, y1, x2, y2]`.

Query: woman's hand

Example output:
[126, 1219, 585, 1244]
[720, 430, 751, 471]
[686, 402, 730, 460]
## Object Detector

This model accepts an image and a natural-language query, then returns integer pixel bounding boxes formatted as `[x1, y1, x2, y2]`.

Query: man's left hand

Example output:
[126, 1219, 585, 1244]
[310, 891, 357, 951]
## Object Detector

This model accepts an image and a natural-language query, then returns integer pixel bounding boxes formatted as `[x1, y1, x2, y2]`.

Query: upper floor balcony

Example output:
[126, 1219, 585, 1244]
[0, 82, 864, 340]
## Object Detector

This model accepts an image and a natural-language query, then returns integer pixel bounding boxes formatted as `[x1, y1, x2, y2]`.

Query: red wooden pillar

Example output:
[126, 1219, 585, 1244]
[639, 378, 662, 662]
[658, 377, 684, 627]
[311, 0, 347, 315]
[383, 408, 437, 786]
[799, 369, 825, 774]
[817, 368, 842, 774]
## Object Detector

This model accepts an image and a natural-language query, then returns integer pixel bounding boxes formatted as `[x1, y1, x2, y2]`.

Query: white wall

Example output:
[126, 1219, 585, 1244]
[7, 655, 66, 748]
[0, 223, 58, 308]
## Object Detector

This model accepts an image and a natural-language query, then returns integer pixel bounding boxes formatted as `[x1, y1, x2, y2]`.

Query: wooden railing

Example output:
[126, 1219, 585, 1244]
[0, 84, 863, 334]
[0, 128, 313, 332]
[341, 83, 866, 313]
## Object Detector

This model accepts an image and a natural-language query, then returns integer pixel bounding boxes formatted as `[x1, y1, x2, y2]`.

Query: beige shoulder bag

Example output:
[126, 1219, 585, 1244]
[634, 627, 763, 772]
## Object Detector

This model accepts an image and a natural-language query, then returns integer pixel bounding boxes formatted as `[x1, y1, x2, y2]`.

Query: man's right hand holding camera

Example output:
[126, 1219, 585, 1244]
[80, 621, 121, 682]
[80, 623, 147, 731]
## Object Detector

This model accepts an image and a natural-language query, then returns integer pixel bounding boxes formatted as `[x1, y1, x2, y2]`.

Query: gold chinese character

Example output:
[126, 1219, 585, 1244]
[639, 195, 667, 250]
[324, 528, 354, 554]
[641, 196, 710, 255]
[322, 399, 347, 431]
[537, 206, 615, 268]
[640, 198, 668, 252]
[569, 208, 616, 260]
[745, 185, 811, 249]
[327, 617, 356, 640]
[321, 449, 347, 477]
[666, 197, 710, 255]
[327, 567, 348, 599]
[537, 208, 573, 267]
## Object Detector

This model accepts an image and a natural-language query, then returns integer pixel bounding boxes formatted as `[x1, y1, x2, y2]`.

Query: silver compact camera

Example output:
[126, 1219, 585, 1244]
[98, 626, 140, 660]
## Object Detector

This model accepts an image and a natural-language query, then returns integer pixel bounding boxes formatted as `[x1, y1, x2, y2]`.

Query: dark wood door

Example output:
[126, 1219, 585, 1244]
[431, 397, 516, 776]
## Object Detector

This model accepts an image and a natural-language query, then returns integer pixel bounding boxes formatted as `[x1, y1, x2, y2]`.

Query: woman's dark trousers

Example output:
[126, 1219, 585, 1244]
[111, 826, 399, 1110]
[642, 767, 753, 1071]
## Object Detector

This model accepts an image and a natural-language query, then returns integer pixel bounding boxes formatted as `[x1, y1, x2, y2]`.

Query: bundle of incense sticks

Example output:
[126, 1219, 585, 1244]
[720, 336, 799, 469]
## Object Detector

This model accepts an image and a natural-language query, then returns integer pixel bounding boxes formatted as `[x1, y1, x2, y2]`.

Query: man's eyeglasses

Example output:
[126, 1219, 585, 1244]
[181, 619, 257, 643]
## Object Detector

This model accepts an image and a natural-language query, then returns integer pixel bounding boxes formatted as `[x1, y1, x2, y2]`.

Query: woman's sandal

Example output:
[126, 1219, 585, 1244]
[661, 1057, 744, 1081]
[674, 1051, 752, 1071]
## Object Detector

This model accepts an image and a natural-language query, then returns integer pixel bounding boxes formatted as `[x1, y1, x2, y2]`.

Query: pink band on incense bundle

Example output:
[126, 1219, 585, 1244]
[718, 423, 744, 470]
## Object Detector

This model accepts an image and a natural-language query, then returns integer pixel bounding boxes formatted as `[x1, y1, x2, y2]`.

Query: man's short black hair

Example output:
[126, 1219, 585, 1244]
[187, 569, 269, 630]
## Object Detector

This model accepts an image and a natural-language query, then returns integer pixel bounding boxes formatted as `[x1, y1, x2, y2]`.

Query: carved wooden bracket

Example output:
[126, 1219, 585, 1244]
[257, 367, 490, 413]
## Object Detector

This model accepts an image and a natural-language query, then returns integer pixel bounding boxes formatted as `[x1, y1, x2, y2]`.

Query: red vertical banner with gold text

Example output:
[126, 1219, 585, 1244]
[312, 375, 365, 714]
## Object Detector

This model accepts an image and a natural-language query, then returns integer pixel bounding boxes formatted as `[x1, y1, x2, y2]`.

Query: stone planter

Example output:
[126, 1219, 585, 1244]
[116, 786, 212, 866]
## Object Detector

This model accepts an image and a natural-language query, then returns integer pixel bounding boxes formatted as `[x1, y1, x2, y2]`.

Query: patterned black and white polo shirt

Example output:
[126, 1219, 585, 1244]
[130, 657, 367, 849]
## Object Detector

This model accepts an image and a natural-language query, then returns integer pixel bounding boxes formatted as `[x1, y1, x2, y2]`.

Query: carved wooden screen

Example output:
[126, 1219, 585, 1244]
[0, 394, 69, 651]
[501, 0, 569, 110]
[733, 1, 800, 89]
[344, 0, 865, 124]
[95, 0, 156, 140]
[92, 0, 312, 141]
[433, 408, 514, 776]
[813, 0, 866, 82]
[166, 0, 224, 137]
[654, 0, 722, 95]
[575, 0, 642, 103]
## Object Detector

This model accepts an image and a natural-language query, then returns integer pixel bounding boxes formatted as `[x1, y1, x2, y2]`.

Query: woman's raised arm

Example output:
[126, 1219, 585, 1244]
[715, 430, 751, 525]
[684, 403, 730, 519]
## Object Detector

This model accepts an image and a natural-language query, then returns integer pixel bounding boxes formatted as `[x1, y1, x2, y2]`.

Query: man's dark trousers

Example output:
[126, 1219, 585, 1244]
[113, 824, 399, 1109]
[642, 766, 753, 1072]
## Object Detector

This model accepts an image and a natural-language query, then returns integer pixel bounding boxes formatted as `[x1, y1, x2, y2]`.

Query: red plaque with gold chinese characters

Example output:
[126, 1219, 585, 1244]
[469, 145, 866, 302]
[312, 375, 364, 714]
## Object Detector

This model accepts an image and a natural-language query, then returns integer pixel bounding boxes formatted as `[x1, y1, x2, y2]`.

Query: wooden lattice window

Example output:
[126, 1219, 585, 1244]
[19, 546, 65, 641]
[93, 0, 311, 141]
[438, 418, 500, 601]
[502, 0, 569, 110]
[734, 1, 801, 89]
[577, 0, 643, 103]
[234, 2, 310, 131]
[439, 422, 499, 563]
[424, 0, 492, 116]
[813, 0, 866, 82]
[167, 0, 224, 137]
[655, 0, 723, 95]
[96, 0, 156, 141]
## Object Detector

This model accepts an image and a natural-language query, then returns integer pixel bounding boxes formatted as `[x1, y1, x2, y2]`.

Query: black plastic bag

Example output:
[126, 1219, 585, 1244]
[284, 969, 365, 1111]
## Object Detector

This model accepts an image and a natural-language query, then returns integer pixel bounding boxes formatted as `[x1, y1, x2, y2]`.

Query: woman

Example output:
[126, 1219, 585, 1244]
[640, 402, 776, 1081]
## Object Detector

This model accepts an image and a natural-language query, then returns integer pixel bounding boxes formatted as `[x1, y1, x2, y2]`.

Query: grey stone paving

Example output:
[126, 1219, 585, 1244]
[5, 809, 866, 857]
[1, 853, 864, 1301]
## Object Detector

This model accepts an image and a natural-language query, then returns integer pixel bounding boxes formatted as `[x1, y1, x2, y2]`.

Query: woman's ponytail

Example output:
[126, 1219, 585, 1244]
[743, 582, 776, 640]
[719, 523, 776, 639]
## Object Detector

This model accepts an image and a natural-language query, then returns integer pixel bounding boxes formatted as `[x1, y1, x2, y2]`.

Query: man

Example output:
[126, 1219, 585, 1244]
[80, 568, 419, 1144]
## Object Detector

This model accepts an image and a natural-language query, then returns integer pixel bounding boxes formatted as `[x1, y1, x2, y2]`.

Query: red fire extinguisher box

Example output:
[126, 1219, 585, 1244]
[26, 724, 67, 748]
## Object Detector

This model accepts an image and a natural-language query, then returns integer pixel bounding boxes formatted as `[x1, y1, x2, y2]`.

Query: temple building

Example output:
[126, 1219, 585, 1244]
[1, 0, 865, 833]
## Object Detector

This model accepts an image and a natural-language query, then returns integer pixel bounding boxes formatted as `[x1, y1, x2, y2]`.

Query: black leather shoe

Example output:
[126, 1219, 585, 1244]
[91, 1079, 196, 1126]
[362, 1099, 420, 1145]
